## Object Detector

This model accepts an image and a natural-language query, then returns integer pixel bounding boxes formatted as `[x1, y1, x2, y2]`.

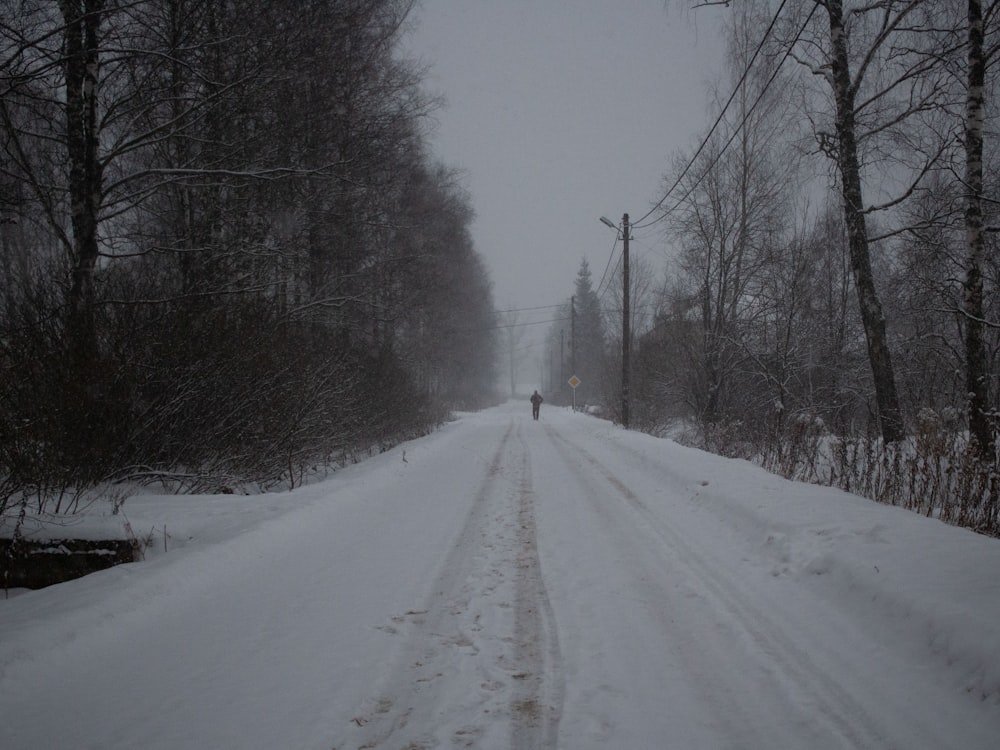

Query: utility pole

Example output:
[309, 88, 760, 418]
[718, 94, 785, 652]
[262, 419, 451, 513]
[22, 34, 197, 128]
[621, 213, 630, 429]
[509, 335, 515, 397]
[570, 294, 577, 381]
[550, 342, 556, 393]
[560, 329, 564, 386]
[601, 213, 631, 428]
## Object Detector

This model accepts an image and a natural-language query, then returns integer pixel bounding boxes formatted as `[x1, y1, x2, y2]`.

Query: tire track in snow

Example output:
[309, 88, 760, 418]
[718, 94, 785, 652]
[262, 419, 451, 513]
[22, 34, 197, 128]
[337, 418, 562, 749]
[540, 424, 773, 746]
[335, 419, 516, 749]
[546, 427, 894, 749]
[510, 420, 563, 749]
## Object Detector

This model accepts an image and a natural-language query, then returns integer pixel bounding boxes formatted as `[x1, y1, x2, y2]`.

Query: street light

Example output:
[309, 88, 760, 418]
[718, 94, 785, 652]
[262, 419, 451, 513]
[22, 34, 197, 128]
[598, 213, 630, 429]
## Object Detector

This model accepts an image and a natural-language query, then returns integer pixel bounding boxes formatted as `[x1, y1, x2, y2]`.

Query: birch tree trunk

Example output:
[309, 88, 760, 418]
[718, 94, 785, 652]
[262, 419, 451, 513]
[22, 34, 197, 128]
[825, 0, 905, 443]
[963, 0, 994, 458]
[60, 0, 105, 359]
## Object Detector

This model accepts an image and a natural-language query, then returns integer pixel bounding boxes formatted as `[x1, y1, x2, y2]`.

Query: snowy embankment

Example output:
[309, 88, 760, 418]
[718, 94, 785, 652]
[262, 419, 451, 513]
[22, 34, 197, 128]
[595, 424, 1000, 704]
[1, 402, 998, 749]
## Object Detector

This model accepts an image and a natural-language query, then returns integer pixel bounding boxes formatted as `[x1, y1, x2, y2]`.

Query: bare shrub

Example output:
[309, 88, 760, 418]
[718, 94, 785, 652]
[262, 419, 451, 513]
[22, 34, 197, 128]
[704, 410, 1000, 536]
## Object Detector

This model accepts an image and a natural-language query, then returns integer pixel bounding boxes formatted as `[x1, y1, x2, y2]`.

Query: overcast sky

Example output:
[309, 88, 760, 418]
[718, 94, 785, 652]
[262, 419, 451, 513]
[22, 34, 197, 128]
[403, 0, 727, 356]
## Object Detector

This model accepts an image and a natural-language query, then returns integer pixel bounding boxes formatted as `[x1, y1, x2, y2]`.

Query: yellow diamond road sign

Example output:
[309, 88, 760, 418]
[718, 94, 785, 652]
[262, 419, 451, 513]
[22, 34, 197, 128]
[568, 375, 581, 389]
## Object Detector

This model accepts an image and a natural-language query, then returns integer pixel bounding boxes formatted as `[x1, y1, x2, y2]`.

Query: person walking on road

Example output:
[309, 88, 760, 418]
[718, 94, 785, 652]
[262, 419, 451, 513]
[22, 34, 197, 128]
[530, 390, 543, 421]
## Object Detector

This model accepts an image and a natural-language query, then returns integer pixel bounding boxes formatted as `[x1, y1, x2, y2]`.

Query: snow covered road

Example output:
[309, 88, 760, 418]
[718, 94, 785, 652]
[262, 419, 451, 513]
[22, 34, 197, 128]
[534, 422, 965, 748]
[2, 402, 999, 748]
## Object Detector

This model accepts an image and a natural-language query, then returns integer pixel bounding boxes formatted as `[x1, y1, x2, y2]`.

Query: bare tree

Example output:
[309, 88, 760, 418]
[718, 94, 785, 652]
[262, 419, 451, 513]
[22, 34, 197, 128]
[782, 0, 963, 443]
[962, 0, 995, 458]
[660, 0, 794, 427]
[0, 0, 499, 501]
[812, 1, 917, 441]
[497, 311, 526, 398]
[59, 0, 104, 351]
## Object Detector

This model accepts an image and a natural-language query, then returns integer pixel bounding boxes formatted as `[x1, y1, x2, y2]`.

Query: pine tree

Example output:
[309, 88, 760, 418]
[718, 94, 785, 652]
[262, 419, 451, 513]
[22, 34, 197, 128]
[573, 260, 606, 405]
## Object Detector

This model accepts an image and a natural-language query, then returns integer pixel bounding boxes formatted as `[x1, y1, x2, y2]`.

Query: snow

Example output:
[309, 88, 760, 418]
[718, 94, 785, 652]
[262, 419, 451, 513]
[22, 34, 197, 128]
[2, 401, 999, 749]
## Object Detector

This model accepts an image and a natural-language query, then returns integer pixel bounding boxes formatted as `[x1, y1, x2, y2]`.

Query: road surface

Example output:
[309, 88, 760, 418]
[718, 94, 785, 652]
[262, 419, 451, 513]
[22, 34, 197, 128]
[2, 402, 998, 749]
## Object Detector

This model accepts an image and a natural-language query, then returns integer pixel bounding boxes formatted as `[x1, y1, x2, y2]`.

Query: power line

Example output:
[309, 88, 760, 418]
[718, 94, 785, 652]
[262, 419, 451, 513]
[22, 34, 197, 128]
[489, 316, 571, 331]
[597, 252, 623, 303]
[630, 0, 792, 231]
[441, 315, 572, 337]
[494, 303, 566, 315]
[595, 231, 621, 302]
[634, 3, 817, 232]
[503, 0, 803, 329]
